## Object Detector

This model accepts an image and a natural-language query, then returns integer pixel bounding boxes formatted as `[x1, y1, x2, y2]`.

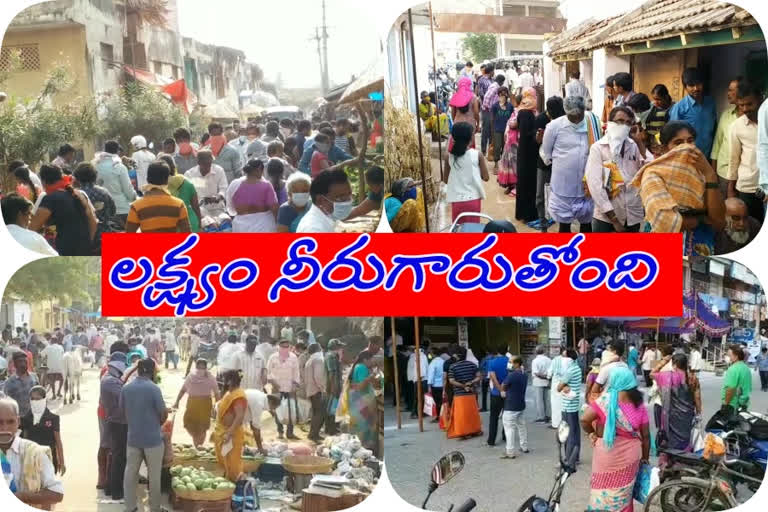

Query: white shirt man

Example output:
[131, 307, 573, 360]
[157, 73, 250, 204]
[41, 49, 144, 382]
[105, 332, 118, 355]
[257, 341, 277, 365]
[184, 163, 229, 217]
[163, 330, 177, 353]
[296, 204, 336, 233]
[42, 343, 65, 375]
[406, 349, 429, 383]
[2, 425, 64, 497]
[531, 353, 552, 387]
[130, 135, 156, 190]
[641, 348, 660, 371]
[689, 347, 703, 372]
[5, 225, 58, 256]
[267, 351, 300, 394]
[234, 349, 266, 390]
[280, 325, 294, 342]
[244, 388, 270, 428]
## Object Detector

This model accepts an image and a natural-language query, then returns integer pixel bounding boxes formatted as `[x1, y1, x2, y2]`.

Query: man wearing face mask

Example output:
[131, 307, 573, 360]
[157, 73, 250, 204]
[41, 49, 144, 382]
[0, 396, 64, 508]
[585, 105, 652, 232]
[296, 169, 354, 233]
[202, 122, 243, 183]
[714, 197, 760, 253]
[277, 172, 312, 232]
[540, 95, 599, 233]
[267, 340, 300, 440]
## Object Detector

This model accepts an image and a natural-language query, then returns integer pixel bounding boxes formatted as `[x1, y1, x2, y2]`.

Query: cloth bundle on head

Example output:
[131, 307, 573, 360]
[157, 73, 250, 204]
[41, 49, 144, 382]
[130, 135, 148, 150]
[449, 77, 474, 108]
[603, 366, 639, 449]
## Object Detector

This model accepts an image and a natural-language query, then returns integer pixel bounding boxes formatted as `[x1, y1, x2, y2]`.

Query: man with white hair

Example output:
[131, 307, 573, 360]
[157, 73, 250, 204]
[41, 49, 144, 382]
[0, 396, 64, 507]
[714, 197, 761, 253]
[130, 135, 156, 191]
[540, 95, 598, 233]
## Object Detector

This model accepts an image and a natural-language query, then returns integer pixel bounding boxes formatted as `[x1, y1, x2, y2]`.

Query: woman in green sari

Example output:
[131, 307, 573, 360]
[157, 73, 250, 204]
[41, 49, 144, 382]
[348, 350, 379, 451]
[159, 155, 202, 232]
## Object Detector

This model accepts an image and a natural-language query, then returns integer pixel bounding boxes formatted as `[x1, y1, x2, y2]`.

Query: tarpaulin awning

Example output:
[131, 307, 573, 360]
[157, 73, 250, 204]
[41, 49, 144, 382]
[684, 290, 731, 337]
[624, 317, 695, 334]
[338, 56, 384, 106]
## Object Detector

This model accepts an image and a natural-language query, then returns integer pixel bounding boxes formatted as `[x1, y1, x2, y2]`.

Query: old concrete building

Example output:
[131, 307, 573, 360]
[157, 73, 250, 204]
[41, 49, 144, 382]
[2, 0, 124, 103]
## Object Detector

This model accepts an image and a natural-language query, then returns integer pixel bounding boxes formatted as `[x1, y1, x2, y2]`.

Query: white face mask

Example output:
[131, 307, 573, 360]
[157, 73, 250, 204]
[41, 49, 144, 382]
[606, 122, 631, 141]
[330, 199, 354, 220]
[30, 398, 46, 418]
[291, 192, 310, 207]
[280, 128, 292, 138]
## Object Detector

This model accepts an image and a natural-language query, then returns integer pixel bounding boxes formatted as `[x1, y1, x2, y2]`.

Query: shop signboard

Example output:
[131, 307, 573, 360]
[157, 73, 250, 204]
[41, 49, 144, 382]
[457, 318, 468, 348]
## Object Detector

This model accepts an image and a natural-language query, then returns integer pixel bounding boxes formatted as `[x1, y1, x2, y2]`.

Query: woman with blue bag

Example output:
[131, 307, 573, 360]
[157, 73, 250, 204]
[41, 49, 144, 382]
[581, 366, 652, 511]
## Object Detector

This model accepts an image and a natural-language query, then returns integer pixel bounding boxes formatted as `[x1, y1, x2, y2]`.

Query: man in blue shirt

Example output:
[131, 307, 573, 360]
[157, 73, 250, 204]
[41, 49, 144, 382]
[120, 358, 167, 512]
[427, 348, 446, 423]
[487, 348, 509, 447]
[669, 67, 717, 157]
[501, 355, 528, 458]
[756, 345, 768, 392]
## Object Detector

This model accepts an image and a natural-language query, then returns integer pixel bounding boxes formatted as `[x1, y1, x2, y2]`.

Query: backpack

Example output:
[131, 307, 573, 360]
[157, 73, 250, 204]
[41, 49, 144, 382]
[231, 477, 259, 512]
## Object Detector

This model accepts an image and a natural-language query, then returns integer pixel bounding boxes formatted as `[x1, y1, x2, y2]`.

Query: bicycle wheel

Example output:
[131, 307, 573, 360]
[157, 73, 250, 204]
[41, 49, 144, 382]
[643, 479, 731, 512]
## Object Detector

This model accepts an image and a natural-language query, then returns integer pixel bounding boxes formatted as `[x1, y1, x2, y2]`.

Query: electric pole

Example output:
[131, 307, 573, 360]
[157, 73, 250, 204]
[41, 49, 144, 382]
[321, 0, 330, 94]
[311, 27, 325, 94]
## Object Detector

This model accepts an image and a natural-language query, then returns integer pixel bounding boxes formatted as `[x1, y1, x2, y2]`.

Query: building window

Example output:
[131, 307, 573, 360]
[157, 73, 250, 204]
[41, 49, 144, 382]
[100, 42, 114, 62]
[0, 44, 41, 71]
[529, 6, 557, 17]
[153, 61, 163, 74]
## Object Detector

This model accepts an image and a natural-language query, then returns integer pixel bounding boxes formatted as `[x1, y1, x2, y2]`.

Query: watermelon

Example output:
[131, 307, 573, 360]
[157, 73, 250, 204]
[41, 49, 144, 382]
[186, 483, 197, 491]
[216, 482, 230, 490]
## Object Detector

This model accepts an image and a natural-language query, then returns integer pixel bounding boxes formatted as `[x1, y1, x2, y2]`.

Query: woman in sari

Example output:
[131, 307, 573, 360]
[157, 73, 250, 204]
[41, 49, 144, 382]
[348, 350, 379, 451]
[631, 121, 725, 255]
[651, 353, 701, 451]
[160, 155, 201, 232]
[384, 178, 426, 232]
[226, 158, 279, 233]
[447, 346, 483, 440]
[212, 369, 247, 482]
[581, 367, 651, 512]
[173, 358, 220, 447]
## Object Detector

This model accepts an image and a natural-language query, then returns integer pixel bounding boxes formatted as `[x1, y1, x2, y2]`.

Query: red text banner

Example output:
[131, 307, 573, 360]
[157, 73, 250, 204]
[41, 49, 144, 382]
[101, 233, 683, 317]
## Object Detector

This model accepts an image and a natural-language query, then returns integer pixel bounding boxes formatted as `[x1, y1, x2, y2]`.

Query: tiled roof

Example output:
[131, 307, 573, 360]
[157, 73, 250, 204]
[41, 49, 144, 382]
[547, 0, 758, 57]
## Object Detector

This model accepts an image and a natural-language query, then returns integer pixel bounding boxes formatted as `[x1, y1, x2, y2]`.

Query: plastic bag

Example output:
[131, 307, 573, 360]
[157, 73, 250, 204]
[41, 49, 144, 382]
[335, 379, 350, 423]
[690, 418, 705, 453]
[632, 463, 659, 504]
[423, 393, 436, 417]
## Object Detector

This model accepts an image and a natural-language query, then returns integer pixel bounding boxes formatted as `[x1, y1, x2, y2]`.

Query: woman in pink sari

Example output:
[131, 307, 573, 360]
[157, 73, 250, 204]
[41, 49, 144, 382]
[581, 366, 651, 512]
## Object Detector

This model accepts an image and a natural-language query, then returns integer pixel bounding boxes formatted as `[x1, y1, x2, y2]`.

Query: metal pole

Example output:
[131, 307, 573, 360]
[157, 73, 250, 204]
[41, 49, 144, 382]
[572, 317, 577, 350]
[321, 0, 330, 95]
[391, 316, 402, 429]
[428, 1, 444, 182]
[408, 8, 431, 233]
[656, 318, 660, 349]
[414, 316, 424, 433]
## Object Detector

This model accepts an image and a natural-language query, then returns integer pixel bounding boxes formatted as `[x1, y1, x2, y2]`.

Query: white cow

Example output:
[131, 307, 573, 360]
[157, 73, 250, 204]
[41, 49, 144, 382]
[63, 346, 83, 405]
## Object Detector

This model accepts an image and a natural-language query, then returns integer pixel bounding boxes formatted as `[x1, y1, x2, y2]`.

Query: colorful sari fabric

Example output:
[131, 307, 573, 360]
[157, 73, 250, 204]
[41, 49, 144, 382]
[654, 369, 696, 451]
[213, 388, 247, 482]
[588, 393, 648, 512]
[349, 363, 377, 451]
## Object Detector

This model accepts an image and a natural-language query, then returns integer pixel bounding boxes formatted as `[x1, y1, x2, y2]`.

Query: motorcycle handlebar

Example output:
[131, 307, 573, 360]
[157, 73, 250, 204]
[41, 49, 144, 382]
[453, 499, 477, 512]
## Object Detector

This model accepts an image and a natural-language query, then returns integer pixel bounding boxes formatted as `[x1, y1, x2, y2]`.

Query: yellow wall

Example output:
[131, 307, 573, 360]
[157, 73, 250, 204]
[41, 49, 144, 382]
[29, 300, 67, 333]
[2, 25, 89, 105]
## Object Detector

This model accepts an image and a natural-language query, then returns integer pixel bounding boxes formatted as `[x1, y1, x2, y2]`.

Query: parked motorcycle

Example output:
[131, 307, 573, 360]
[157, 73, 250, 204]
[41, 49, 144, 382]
[517, 422, 578, 512]
[422, 451, 477, 511]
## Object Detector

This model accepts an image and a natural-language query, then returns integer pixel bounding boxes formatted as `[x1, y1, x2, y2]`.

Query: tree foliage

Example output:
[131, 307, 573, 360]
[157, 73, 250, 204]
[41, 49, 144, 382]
[461, 33, 498, 63]
[99, 81, 186, 151]
[4, 257, 101, 308]
[0, 54, 99, 187]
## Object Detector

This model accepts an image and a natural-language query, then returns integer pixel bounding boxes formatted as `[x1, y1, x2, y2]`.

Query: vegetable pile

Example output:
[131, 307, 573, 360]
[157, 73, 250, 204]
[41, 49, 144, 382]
[170, 465, 235, 492]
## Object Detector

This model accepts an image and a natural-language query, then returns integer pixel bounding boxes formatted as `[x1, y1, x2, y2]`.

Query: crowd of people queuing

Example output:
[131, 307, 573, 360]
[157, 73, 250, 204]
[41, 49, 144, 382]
[0, 319, 383, 510]
[423, 60, 766, 254]
[392, 331, 762, 511]
[2, 117, 386, 255]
